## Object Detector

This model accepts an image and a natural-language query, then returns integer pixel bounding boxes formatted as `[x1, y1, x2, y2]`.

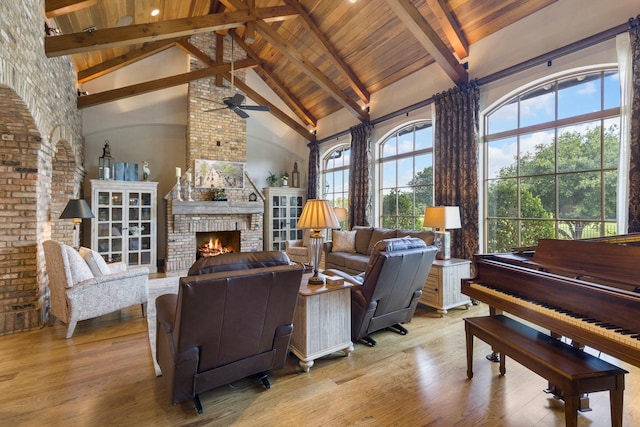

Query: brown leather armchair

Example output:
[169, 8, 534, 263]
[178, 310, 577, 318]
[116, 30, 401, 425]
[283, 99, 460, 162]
[326, 237, 438, 346]
[155, 251, 303, 414]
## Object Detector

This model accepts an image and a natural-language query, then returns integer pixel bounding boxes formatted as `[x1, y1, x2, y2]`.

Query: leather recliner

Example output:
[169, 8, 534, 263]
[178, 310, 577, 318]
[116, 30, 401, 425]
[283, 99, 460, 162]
[155, 251, 303, 414]
[327, 237, 438, 345]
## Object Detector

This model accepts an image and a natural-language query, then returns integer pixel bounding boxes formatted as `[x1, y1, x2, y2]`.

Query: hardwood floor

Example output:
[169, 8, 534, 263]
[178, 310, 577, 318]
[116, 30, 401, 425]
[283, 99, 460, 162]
[0, 303, 638, 426]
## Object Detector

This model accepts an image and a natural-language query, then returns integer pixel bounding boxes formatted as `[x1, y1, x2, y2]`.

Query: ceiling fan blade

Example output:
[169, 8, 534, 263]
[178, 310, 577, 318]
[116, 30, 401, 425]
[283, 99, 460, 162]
[233, 107, 250, 119]
[240, 105, 270, 112]
[203, 107, 227, 112]
[230, 93, 245, 105]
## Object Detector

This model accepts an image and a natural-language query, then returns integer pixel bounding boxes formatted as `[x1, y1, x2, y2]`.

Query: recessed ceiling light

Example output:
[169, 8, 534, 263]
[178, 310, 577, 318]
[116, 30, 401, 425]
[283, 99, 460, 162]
[151, 9, 160, 17]
[116, 15, 133, 26]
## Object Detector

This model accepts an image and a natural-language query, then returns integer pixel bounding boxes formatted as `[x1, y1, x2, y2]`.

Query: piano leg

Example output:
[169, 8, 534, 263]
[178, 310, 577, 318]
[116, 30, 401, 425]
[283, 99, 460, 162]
[486, 307, 502, 362]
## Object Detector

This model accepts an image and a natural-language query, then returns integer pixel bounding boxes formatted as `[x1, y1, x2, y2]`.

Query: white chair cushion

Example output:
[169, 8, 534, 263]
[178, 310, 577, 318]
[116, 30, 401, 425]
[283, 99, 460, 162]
[79, 247, 111, 277]
[332, 230, 357, 253]
[64, 245, 94, 285]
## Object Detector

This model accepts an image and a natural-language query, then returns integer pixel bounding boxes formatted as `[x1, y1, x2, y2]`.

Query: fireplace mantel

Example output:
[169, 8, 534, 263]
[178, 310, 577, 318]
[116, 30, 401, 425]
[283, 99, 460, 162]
[172, 201, 263, 216]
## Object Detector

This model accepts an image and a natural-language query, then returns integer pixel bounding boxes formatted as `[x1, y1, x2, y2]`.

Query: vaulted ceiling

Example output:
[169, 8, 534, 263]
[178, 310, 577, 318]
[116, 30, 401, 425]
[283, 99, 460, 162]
[45, 0, 558, 140]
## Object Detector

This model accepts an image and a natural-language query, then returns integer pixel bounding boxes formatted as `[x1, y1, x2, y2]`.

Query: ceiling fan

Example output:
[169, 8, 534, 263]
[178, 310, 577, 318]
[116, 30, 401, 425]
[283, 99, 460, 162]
[200, 93, 269, 119]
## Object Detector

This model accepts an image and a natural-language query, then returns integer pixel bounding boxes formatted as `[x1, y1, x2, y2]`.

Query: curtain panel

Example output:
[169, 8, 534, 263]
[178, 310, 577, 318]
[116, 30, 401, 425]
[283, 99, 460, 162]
[433, 81, 480, 259]
[627, 16, 640, 232]
[307, 141, 319, 200]
[348, 122, 373, 228]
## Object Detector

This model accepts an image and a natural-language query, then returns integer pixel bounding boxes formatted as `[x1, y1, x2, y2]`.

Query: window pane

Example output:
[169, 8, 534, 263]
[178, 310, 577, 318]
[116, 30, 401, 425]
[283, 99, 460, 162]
[603, 71, 620, 110]
[487, 99, 518, 134]
[397, 130, 414, 155]
[487, 137, 517, 179]
[381, 161, 396, 188]
[382, 137, 396, 157]
[381, 189, 396, 216]
[604, 170, 617, 220]
[558, 73, 601, 120]
[521, 220, 555, 246]
[603, 117, 620, 169]
[557, 122, 601, 173]
[519, 130, 555, 176]
[414, 124, 432, 150]
[487, 178, 517, 217]
[558, 171, 600, 220]
[521, 175, 555, 214]
[486, 218, 518, 253]
[520, 85, 555, 128]
[397, 158, 413, 187]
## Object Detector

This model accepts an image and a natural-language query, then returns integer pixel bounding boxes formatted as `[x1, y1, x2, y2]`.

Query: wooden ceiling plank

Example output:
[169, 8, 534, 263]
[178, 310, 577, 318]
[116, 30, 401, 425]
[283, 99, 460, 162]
[77, 57, 257, 108]
[77, 38, 181, 83]
[283, 0, 370, 105]
[426, 0, 469, 60]
[45, 0, 97, 18]
[220, 0, 367, 122]
[231, 33, 317, 127]
[45, 6, 298, 57]
[383, 0, 467, 84]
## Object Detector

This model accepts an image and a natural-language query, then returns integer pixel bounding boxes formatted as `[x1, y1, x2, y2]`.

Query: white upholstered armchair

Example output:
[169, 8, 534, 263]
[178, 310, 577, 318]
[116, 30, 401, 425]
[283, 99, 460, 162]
[43, 240, 149, 338]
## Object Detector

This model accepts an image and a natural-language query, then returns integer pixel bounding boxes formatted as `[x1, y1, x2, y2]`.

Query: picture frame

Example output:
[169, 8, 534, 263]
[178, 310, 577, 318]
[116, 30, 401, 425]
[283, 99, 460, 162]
[194, 159, 245, 189]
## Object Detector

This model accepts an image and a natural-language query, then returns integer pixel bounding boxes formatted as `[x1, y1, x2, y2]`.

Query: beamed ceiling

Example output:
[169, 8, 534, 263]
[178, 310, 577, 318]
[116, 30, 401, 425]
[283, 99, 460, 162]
[45, 0, 559, 141]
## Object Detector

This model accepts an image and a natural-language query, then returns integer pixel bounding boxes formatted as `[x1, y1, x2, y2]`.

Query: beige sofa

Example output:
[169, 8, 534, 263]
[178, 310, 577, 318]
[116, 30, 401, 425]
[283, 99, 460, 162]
[323, 226, 435, 275]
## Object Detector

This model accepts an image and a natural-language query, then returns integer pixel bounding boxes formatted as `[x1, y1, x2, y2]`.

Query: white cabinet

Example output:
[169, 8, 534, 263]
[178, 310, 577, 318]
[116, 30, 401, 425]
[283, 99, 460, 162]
[89, 180, 158, 273]
[420, 258, 472, 315]
[263, 187, 306, 252]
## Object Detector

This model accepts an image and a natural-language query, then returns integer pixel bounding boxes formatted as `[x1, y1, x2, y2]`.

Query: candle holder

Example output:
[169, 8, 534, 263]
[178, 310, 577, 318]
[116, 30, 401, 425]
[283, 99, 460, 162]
[175, 176, 183, 201]
[187, 181, 194, 201]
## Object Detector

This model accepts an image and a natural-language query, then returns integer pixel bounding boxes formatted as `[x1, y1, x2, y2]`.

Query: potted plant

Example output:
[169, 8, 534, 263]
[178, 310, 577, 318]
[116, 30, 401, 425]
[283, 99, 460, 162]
[281, 172, 289, 187]
[267, 171, 279, 187]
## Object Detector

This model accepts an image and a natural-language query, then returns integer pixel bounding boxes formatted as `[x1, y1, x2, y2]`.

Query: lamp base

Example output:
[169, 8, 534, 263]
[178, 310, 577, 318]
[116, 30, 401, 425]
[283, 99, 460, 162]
[308, 273, 325, 285]
[435, 230, 451, 260]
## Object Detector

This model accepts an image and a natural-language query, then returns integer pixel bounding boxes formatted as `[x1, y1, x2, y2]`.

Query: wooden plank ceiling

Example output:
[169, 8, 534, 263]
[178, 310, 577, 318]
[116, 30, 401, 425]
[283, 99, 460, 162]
[45, 0, 558, 140]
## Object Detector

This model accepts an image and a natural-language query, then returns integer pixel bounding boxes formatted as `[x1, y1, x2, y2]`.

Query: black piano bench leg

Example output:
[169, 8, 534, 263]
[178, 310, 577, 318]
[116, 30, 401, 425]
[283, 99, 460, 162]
[259, 372, 271, 389]
[194, 394, 203, 415]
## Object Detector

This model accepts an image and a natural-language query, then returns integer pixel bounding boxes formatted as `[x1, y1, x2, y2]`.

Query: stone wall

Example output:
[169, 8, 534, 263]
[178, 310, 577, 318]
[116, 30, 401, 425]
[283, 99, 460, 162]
[0, 0, 84, 334]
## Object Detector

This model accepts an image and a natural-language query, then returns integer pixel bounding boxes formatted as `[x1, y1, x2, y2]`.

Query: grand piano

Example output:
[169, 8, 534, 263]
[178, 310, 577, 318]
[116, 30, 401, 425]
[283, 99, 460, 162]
[462, 236, 640, 368]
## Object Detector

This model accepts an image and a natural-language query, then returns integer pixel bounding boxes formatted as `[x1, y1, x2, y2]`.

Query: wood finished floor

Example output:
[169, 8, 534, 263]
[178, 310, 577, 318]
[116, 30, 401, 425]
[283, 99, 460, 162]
[0, 302, 638, 426]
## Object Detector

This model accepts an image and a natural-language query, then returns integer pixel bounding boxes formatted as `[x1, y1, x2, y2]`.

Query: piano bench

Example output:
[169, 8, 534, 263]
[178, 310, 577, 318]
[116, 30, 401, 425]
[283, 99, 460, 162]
[464, 315, 627, 427]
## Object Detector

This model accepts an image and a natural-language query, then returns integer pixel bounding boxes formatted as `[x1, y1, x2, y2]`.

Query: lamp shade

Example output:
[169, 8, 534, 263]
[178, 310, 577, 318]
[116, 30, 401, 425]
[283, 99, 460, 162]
[423, 206, 461, 230]
[333, 207, 347, 222]
[297, 199, 340, 230]
[60, 199, 94, 220]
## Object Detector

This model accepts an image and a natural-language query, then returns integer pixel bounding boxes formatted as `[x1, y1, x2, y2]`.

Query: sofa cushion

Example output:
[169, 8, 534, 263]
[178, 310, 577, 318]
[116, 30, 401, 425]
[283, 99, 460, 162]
[79, 246, 111, 277]
[397, 229, 435, 246]
[325, 251, 347, 268]
[188, 251, 291, 276]
[63, 245, 94, 285]
[353, 226, 373, 254]
[343, 253, 369, 273]
[332, 230, 357, 253]
[366, 228, 397, 255]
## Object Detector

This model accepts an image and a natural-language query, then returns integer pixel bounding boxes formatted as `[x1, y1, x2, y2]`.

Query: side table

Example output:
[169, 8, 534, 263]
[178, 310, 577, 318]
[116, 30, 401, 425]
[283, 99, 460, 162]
[289, 274, 354, 372]
[420, 258, 472, 316]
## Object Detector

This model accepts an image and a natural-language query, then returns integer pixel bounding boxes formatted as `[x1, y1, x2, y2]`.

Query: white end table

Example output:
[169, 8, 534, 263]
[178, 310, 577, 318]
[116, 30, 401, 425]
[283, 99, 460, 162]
[289, 273, 354, 372]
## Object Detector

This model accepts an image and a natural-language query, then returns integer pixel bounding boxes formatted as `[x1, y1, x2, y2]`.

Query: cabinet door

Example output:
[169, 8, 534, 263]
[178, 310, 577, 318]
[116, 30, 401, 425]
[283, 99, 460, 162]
[96, 190, 124, 263]
[271, 195, 288, 251]
[126, 191, 153, 267]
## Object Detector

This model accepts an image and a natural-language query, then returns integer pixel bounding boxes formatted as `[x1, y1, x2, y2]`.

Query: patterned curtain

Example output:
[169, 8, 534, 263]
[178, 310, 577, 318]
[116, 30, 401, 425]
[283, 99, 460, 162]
[307, 141, 319, 200]
[348, 122, 373, 228]
[433, 81, 480, 259]
[627, 16, 640, 232]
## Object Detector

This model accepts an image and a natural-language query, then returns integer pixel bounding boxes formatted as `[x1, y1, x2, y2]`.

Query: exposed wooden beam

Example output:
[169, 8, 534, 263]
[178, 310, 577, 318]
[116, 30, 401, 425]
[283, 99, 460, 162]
[228, 74, 315, 141]
[77, 58, 257, 108]
[220, 0, 368, 122]
[45, 0, 96, 18]
[283, 0, 370, 104]
[426, 0, 469, 60]
[244, 0, 256, 43]
[45, 6, 298, 57]
[178, 38, 316, 134]
[231, 33, 317, 127]
[384, 0, 467, 84]
[77, 38, 181, 84]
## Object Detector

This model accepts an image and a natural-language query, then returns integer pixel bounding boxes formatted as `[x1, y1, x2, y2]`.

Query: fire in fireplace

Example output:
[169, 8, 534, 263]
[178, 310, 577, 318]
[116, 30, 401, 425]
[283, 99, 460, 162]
[196, 231, 240, 258]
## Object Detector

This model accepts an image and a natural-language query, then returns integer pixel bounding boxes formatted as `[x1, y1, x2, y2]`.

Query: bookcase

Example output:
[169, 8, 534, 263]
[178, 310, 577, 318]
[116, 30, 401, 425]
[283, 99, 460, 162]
[263, 187, 306, 252]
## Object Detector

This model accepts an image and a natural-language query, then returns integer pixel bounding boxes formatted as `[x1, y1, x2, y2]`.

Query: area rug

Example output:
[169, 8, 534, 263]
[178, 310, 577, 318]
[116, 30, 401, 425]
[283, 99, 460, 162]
[147, 276, 179, 376]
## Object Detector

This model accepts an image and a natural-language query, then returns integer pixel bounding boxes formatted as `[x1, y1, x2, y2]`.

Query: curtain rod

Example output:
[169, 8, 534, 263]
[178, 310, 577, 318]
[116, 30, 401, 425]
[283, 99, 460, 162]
[316, 20, 629, 145]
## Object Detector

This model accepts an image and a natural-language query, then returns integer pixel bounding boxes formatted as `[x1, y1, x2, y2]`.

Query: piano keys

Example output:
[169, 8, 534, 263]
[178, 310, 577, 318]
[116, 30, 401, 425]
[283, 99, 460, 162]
[462, 238, 640, 368]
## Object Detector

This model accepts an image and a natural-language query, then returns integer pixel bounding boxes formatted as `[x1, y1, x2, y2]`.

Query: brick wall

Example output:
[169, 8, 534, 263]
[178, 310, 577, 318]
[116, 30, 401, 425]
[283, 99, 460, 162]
[0, 0, 84, 335]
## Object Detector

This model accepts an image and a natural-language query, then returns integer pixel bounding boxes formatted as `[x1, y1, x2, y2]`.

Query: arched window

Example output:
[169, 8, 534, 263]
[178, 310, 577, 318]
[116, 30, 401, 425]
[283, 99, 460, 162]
[322, 144, 351, 215]
[484, 68, 621, 252]
[378, 121, 434, 229]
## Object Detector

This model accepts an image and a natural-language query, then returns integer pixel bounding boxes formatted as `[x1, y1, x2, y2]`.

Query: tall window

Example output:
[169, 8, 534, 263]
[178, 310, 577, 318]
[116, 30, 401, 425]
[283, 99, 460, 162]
[322, 145, 350, 212]
[485, 69, 620, 252]
[379, 121, 434, 229]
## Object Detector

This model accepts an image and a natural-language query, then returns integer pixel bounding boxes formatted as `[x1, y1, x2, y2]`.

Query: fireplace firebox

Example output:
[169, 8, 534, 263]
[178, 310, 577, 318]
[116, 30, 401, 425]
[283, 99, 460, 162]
[196, 231, 240, 258]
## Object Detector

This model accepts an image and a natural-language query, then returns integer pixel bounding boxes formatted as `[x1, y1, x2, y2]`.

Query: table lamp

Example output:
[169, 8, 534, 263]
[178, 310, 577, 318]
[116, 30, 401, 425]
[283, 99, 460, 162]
[333, 207, 347, 229]
[423, 206, 461, 260]
[60, 199, 95, 248]
[297, 199, 340, 285]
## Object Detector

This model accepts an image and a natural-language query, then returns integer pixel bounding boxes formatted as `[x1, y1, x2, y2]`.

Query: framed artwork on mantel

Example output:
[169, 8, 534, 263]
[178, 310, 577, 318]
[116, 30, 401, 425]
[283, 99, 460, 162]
[194, 159, 245, 189]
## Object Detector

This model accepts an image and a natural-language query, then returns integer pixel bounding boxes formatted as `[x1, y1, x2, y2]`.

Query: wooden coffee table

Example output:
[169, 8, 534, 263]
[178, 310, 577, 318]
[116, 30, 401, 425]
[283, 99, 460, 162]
[289, 273, 354, 372]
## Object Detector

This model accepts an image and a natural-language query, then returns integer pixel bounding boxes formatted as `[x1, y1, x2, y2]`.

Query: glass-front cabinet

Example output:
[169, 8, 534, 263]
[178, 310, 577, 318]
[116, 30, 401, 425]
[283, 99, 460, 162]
[263, 187, 306, 251]
[89, 179, 158, 272]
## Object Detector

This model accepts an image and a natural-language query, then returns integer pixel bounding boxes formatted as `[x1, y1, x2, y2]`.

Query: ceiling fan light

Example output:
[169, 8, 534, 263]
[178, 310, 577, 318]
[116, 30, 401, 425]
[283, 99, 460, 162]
[116, 15, 133, 26]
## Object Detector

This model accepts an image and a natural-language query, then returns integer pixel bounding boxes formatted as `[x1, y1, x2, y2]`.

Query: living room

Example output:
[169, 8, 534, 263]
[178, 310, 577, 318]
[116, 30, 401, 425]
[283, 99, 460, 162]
[1, 0, 639, 425]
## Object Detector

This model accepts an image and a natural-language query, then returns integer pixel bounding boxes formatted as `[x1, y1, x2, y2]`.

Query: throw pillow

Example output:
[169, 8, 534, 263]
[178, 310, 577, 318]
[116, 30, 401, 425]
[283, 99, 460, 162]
[332, 230, 357, 253]
[64, 245, 94, 285]
[79, 247, 111, 276]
